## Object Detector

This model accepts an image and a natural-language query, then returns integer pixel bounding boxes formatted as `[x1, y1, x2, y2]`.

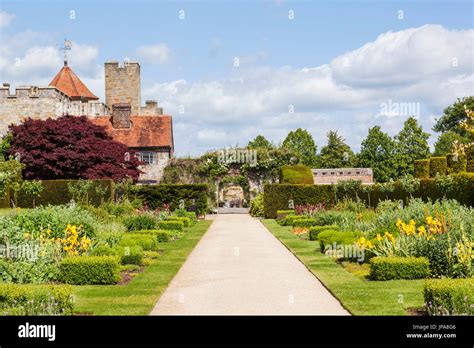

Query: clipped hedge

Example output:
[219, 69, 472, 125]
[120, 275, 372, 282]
[309, 225, 339, 241]
[279, 165, 314, 184]
[14, 179, 113, 208]
[132, 184, 208, 215]
[292, 218, 317, 228]
[424, 278, 474, 315]
[414, 159, 430, 179]
[264, 184, 333, 218]
[0, 284, 74, 315]
[158, 220, 184, 231]
[279, 215, 308, 226]
[369, 256, 430, 281]
[132, 229, 178, 242]
[317, 230, 358, 252]
[59, 256, 120, 285]
[429, 157, 447, 177]
[276, 210, 295, 220]
[447, 154, 467, 174]
[116, 246, 144, 265]
[119, 233, 159, 251]
[166, 216, 191, 227]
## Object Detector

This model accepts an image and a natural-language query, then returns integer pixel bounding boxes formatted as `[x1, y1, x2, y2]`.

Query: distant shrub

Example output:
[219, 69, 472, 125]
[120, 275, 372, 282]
[59, 256, 120, 285]
[132, 229, 178, 242]
[166, 216, 191, 227]
[249, 193, 264, 217]
[276, 210, 295, 220]
[119, 233, 159, 251]
[308, 225, 339, 241]
[122, 213, 158, 231]
[158, 220, 184, 231]
[369, 256, 430, 280]
[424, 278, 474, 315]
[90, 245, 117, 257]
[115, 246, 144, 265]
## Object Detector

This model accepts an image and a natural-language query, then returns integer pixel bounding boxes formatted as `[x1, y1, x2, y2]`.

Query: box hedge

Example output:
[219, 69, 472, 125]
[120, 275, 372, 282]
[119, 233, 159, 251]
[279, 165, 314, 184]
[116, 245, 144, 265]
[447, 154, 467, 174]
[429, 157, 447, 177]
[132, 184, 208, 215]
[414, 159, 430, 179]
[132, 229, 177, 242]
[317, 230, 358, 252]
[291, 218, 317, 228]
[369, 256, 430, 280]
[166, 216, 191, 227]
[279, 215, 307, 226]
[309, 225, 339, 241]
[158, 220, 184, 231]
[59, 256, 120, 285]
[276, 209, 295, 220]
[0, 284, 74, 315]
[424, 278, 474, 315]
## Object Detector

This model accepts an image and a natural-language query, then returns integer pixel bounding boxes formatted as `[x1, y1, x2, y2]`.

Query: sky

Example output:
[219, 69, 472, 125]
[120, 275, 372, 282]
[0, 0, 473, 156]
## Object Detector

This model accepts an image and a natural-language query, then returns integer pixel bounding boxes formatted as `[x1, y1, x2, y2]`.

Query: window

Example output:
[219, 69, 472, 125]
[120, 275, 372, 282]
[139, 152, 156, 165]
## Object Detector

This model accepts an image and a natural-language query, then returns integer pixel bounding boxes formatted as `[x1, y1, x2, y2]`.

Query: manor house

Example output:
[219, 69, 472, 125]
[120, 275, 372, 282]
[0, 60, 174, 184]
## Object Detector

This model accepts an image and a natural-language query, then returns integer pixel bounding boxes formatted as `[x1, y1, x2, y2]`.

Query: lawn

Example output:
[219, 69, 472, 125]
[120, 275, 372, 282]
[262, 219, 425, 315]
[73, 220, 212, 315]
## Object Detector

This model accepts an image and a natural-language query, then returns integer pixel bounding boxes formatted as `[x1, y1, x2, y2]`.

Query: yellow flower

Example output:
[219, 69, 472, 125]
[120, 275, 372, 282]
[23, 233, 30, 239]
[376, 233, 383, 241]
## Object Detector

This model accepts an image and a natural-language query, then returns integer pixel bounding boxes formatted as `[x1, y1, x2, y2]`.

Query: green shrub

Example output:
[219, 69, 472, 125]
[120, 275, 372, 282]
[414, 159, 430, 178]
[13, 179, 113, 208]
[119, 233, 158, 251]
[172, 209, 197, 223]
[276, 210, 295, 220]
[59, 256, 120, 285]
[0, 259, 59, 284]
[158, 220, 184, 231]
[104, 200, 136, 216]
[115, 246, 144, 265]
[122, 213, 158, 231]
[429, 157, 448, 177]
[249, 193, 264, 217]
[143, 250, 160, 259]
[447, 154, 467, 174]
[132, 184, 208, 215]
[0, 284, 74, 315]
[132, 229, 178, 242]
[166, 216, 191, 227]
[424, 278, 474, 315]
[292, 218, 317, 228]
[279, 165, 314, 184]
[90, 245, 117, 257]
[369, 256, 430, 280]
[308, 225, 339, 241]
[317, 230, 358, 252]
[280, 215, 307, 226]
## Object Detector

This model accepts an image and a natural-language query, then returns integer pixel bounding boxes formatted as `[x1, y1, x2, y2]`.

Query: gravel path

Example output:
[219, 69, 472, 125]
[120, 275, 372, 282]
[150, 214, 349, 315]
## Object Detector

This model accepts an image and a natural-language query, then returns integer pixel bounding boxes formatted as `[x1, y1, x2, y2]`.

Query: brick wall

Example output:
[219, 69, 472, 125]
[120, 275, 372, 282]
[312, 168, 374, 185]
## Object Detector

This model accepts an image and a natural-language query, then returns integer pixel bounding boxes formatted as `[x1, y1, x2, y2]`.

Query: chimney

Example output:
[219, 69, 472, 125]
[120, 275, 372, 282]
[112, 103, 131, 128]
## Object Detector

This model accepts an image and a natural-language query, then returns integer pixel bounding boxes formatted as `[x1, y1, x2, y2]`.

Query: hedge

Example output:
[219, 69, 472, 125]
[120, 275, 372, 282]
[158, 220, 184, 231]
[122, 214, 158, 231]
[309, 225, 339, 241]
[429, 157, 447, 177]
[414, 159, 430, 179]
[116, 246, 144, 265]
[292, 218, 317, 228]
[278, 215, 308, 226]
[264, 173, 474, 217]
[59, 256, 120, 285]
[276, 210, 295, 220]
[279, 165, 314, 184]
[369, 256, 430, 280]
[132, 229, 177, 242]
[132, 184, 208, 215]
[13, 179, 113, 208]
[424, 278, 474, 315]
[447, 154, 467, 174]
[0, 284, 74, 315]
[119, 233, 159, 251]
[317, 230, 358, 252]
[166, 216, 192, 227]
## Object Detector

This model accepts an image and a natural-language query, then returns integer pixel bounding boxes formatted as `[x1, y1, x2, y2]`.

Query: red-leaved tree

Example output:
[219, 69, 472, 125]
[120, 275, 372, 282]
[8, 116, 142, 181]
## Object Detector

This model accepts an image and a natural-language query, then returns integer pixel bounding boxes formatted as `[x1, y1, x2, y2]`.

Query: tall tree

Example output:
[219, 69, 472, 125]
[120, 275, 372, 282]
[247, 135, 273, 149]
[357, 126, 396, 183]
[433, 96, 474, 136]
[8, 116, 142, 181]
[433, 130, 468, 156]
[318, 130, 356, 168]
[394, 116, 430, 176]
[282, 128, 318, 167]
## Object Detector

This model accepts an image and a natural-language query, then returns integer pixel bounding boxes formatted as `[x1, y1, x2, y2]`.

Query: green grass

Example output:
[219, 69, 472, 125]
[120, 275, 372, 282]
[72, 220, 212, 315]
[262, 219, 425, 315]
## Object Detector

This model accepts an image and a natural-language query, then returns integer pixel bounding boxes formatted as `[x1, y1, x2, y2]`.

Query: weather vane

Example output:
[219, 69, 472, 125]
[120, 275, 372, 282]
[60, 38, 72, 66]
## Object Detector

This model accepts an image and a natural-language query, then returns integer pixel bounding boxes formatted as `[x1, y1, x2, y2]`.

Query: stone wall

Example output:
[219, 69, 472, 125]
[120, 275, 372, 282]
[312, 168, 374, 185]
[141, 100, 163, 116]
[137, 151, 171, 184]
[105, 61, 141, 115]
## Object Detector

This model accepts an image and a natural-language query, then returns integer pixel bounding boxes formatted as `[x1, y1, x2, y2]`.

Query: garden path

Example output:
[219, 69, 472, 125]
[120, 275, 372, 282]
[150, 214, 349, 315]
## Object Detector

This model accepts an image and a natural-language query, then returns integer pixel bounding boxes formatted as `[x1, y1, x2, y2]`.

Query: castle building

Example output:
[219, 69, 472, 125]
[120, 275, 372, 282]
[0, 59, 173, 184]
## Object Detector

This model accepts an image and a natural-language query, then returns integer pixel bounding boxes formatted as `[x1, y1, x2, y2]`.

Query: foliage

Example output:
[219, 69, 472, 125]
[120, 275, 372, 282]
[433, 96, 474, 137]
[317, 230, 359, 252]
[131, 229, 178, 242]
[0, 132, 13, 160]
[369, 256, 430, 280]
[0, 158, 23, 202]
[119, 233, 159, 251]
[434, 131, 469, 156]
[8, 115, 142, 181]
[279, 214, 311, 226]
[429, 157, 447, 177]
[279, 165, 313, 184]
[414, 159, 430, 178]
[59, 256, 120, 284]
[0, 284, 74, 315]
[20, 180, 44, 208]
[158, 220, 184, 231]
[335, 180, 362, 201]
[103, 199, 136, 217]
[308, 225, 339, 241]
[394, 117, 430, 177]
[282, 128, 318, 167]
[291, 218, 317, 228]
[398, 175, 420, 198]
[249, 193, 264, 217]
[122, 213, 158, 231]
[446, 154, 467, 174]
[166, 216, 192, 227]
[276, 210, 295, 220]
[424, 278, 474, 315]
[115, 245, 144, 265]
[357, 126, 396, 182]
[0, 259, 60, 284]
[318, 130, 356, 168]
[247, 135, 273, 149]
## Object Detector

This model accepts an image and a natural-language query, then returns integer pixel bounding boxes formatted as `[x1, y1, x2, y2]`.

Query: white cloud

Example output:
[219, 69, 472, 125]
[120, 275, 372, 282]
[0, 12, 14, 27]
[136, 43, 170, 64]
[142, 25, 473, 156]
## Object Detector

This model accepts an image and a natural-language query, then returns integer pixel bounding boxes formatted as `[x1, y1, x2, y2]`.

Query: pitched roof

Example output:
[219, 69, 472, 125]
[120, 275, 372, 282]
[91, 115, 174, 149]
[49, 66, 99, 100]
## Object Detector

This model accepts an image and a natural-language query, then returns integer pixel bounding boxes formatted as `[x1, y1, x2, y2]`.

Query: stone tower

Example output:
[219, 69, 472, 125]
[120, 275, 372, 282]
[104, 61, 141, 115]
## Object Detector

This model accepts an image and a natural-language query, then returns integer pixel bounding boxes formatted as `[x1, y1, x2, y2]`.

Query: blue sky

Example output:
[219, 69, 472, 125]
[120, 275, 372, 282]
[1, 0, 473, 156]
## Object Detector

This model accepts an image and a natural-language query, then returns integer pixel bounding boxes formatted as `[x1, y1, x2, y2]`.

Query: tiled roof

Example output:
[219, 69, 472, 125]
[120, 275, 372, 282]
[49, 66, 99, 100]
[91, 115, 174, 149]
